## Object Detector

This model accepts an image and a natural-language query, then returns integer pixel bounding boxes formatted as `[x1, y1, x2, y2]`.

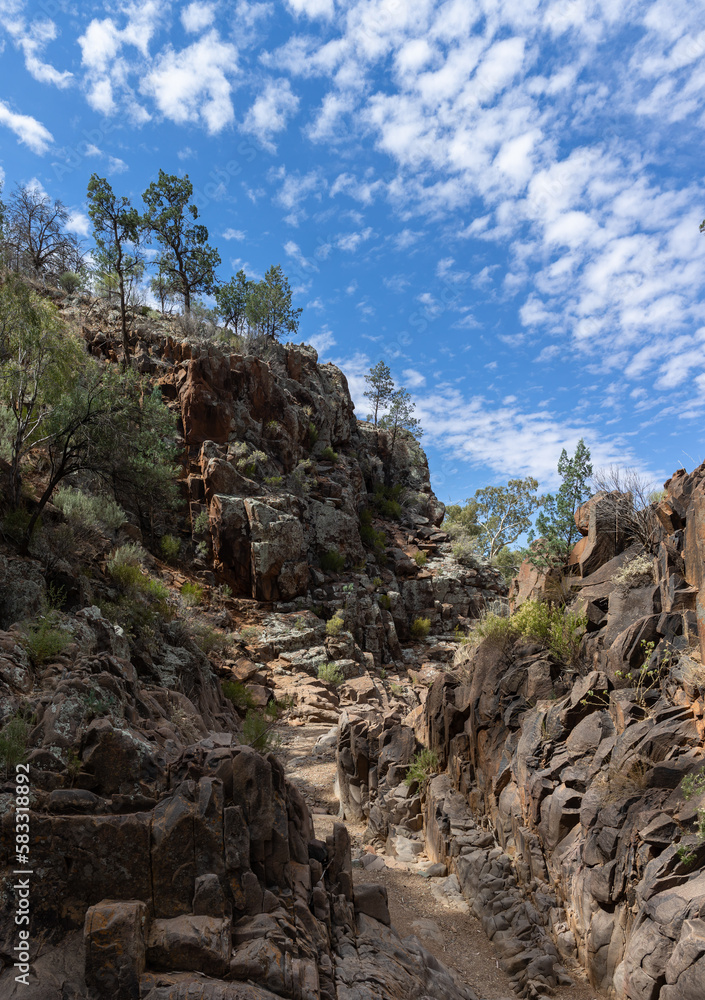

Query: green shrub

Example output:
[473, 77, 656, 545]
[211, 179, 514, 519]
[372, 576, 383, 588]
[241, 708, 279, 753]
[414, 551, 428, 567]
[240, 625, 260, 644]
[474, 599, 587, 664]
[107, 542, 145, 572]
[2, 508, 39, 545]
[55, 487, 126, 532]
[404, 748, 439, 786]
[615, 553, 654, 587]
[191, 623, 231, 655]
[682, 768, 705, 800]
[266, 420, 281, 433]
[321, 446, 338, 463]
[58, 271, 83, 293]
[371, 484, 404, 520]
[180, 581, 204, 606]
[326, 614, 345, 636]
[317, 661, 344, 685]
[192, 510, 209, 536]
[293, 616, 307, 631]
[160, 534, 181, 562]
[378, 594, 391, 610]
[410, 616, 431, 639]
[320, 548, 345, 573]
[0, 713, 30, 775]
[265, 475, 283, 488]
[222, 680, 255, 710]
[21, 613, 69, 664]
[308, 422, 319, 448]
[360, 509, 386, 553]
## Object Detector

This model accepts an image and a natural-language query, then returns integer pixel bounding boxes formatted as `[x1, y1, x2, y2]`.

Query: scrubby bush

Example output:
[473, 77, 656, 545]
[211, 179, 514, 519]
[321, 446, 338, 463]
[58, 271, 83, 293]
[614, 553, 654, 588]
[414, 551, 428, 567]
[410, 616, 431, 639]
[191, 623, 231, 655]
[326, 614, 345, 636]
[320, 548, 345, 573]
[372, 576, 383, 588]
[371, 484, 403, 520]
[222, 679, 255, 710]
[474, 599, 587, 665]
[160, 534, 180, 562]
[239, 625, 260, 644]
[404, 748, 439, 787]
[317, 661, 344, 685]
[308, 422, 319, 448]
[21, 614, 69, 664]
[378, 594, 391, 610]
[192, 510, 210, 536]
[102, 543, 173, 636]
[180, 581, 204, 606]
[265, 475, 283, 488]
[241, 708, 279, 753]
[360, 509, 386, 554]
[54, 486, 126, 532]
[0, 713, 30, 776]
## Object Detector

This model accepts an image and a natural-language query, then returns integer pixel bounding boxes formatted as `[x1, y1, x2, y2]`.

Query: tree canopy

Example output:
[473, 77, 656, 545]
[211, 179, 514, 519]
[364, 361, 395, 426]
[529, 439, 593, 567]
[2, 184, 84, 281]
[142, 170, 220, 314]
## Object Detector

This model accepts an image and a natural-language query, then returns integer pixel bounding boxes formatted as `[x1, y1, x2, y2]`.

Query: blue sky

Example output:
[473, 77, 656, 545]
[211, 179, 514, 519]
[1, 0, 705, 505]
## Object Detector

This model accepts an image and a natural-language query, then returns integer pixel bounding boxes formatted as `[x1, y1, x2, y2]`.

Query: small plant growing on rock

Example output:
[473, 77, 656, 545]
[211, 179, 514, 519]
[404, 748, 439, 787]
[378, 594, 391, 610]
[21, 612, 69, 665]
[360, 509, 387, 555]
[0, 713, 30, 777]
[222, 679, 255, 711]
[321, 446, 338, 463]
[614, 553, 655, 588]
[171, 706, 200, 744]
[180, 581, 204, 606]
[55, 487, 126, 533]
[682, 767, 705, 801]
[410, 616, 431, 639]
[317, 661, 344, 685]
[320, 548, 345, 573]
[160, 534, 180, 562]
[293, 616, 307, 631]
[308, 422, 318, 448]
[372, 576, 382, 588]
[414, 551, 428, 567]
[390, 682, 403, 696]
[239, 625, 260, 644]
[241, 708, 280, 753]
[326, 614, 345, 636]
[193, 510, 210, 536]
[265, 475, 283, 488]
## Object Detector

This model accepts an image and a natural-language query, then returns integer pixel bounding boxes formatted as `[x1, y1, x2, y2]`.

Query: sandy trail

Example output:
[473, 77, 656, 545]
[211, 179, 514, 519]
[279, 722, 604, 1000]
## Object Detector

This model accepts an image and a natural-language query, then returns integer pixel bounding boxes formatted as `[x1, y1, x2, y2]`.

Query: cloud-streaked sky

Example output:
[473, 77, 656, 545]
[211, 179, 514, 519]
[2, 0, 705, 501]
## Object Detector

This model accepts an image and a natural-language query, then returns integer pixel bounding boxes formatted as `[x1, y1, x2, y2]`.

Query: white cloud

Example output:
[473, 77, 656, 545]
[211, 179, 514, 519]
[66, 211, 91, 237]
[108, 156, 128, 173]
[242, 79, 299, 151]
[223, 228, 245, 240]
[402, 368, 426, 388]
[142, 29, 238, 133]
[270, 166, 323, 224]
[285, 0, 334, 20]
[181, 2, 216, 33]
[0, 8, 73, 88]
[308, 325, 336, 355]
[0, 100, 53, 153]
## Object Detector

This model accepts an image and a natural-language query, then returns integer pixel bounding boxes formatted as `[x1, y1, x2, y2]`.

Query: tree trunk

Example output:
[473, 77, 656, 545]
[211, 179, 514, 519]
[119, 275, 131, 369]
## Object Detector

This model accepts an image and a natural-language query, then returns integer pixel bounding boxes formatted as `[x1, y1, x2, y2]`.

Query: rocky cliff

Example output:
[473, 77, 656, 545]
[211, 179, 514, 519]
[0, 297, 505, 1000]
[337, 467, 705, 999]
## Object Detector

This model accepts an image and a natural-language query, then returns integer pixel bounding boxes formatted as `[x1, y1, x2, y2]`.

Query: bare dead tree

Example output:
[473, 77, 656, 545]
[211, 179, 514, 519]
[591, 465, 661, 549]
[2, 184, 85, 283]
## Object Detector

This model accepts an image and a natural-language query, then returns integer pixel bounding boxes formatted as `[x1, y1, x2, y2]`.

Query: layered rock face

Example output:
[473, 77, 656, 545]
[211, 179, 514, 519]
[336, 466, 705, 998]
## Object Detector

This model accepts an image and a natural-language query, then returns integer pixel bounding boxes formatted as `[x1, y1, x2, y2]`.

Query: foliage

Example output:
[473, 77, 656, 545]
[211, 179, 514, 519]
[321, 446, 338, 463]
[160, 534, 181, 562]
[529, 440, 593, 569]
[222, 679, 255, 711]
[180, 581, 204, 606]
[591, 466, 661, 548]
[614, 553, 654, 587]
[372, 576, 382, 588]
[613, 641, 673, 708]
[475, 599, 587, 664]
[264, 475, 283, 488]
[492, 545, 523, 583]
[317, 661, 344, 685]
[244, 264, 302, 341]
[58, 272, 83, 293]
[379, 387, 423, 462]
[320, 548, 345, 573]
[239, 625, 260, 643]
[360, 509, 387, 554]
[326, 614, 345, 636]
[215, 269, 252, 336]
[142, 170, 220, 314]
[371, 483, 403, 520]
[54, 486, 126, 533]
[410, 616, 431, 639]
[378, 594, 391, 610]
[103, 543, 172, 635]
[20, 612, 69, 664]
[445, 478, 542, 562]
[0, 713, 30, 776]
[308, 422, 319, 448]
[404, 748, 439, 787]
[414, 550, 428, 566]
[87, 174, 144, 366]
[241, 708, 280, 753]
[0, 274, 83, 507]
[192, 510, 210, 536]
[681, 767, 705, 801]
[364, 360, 395, 426]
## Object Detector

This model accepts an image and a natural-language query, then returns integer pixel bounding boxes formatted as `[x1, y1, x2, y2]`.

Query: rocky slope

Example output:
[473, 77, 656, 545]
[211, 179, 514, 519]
[337, 471, 705, 999]
[0, 297, 505, 1000]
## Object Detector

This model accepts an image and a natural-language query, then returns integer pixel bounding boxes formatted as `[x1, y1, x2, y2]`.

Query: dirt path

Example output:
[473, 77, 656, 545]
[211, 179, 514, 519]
[279, 722, 605, 1000]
